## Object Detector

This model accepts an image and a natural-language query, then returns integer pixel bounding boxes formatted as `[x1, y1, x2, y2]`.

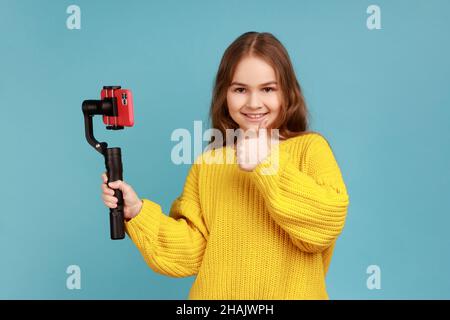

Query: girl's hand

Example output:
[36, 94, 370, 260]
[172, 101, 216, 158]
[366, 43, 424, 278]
[100, 172, 143, 220]
[236, 119, 278, 172]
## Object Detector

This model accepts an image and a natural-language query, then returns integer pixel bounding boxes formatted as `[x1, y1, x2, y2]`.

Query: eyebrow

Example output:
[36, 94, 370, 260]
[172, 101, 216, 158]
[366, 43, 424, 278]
[230, 81, 278, 87]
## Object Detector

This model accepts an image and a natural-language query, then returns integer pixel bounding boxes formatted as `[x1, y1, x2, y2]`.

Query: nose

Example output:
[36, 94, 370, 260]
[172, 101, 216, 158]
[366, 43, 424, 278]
[245, 91, 263, 109]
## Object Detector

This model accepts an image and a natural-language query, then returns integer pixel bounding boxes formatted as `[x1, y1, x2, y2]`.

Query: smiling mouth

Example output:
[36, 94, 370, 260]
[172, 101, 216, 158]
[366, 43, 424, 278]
[241, 112, 269, 120]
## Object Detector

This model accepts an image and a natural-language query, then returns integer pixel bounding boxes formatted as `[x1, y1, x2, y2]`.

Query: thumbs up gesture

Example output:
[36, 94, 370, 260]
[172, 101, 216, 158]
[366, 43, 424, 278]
[236, 119, 279, 172]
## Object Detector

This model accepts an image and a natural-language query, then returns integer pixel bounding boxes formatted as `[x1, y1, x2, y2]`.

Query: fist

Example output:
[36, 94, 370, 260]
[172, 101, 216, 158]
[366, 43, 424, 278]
[236, 119, 279, 172]
[101, 173, 143, 220]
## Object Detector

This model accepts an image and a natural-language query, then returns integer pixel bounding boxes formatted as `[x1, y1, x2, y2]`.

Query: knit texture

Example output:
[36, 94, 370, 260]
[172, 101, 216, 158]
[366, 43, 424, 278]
[124, 132, 350, 299]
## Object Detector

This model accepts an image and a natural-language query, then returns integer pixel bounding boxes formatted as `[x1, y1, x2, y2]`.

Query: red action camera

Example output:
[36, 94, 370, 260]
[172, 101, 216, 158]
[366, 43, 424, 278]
[101, 87, 134, 127]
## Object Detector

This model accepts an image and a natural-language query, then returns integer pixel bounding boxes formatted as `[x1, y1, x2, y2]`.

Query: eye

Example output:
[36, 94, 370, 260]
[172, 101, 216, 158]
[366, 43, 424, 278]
[262, 87, 276, 93]
[234, 87, 246, 93]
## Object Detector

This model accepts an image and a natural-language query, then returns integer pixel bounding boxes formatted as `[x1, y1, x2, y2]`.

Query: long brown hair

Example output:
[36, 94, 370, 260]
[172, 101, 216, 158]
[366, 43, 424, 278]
[209, 32, 311, 146]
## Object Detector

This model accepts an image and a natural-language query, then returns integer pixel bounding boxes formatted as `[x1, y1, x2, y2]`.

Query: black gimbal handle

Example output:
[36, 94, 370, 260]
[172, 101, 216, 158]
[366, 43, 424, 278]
[105, 148, 125, 240]
[82, 87, 126, 240]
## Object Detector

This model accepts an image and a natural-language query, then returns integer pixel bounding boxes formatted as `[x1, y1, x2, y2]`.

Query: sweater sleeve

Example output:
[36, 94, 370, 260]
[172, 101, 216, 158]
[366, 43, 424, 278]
[124, 161, 209, 277]
[247, 134, 350, 253]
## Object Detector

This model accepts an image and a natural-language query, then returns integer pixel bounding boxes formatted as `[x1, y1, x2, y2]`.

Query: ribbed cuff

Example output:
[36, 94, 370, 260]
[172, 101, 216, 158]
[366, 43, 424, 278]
[124, 199, 162, 247]
[247, 148, 292, 196]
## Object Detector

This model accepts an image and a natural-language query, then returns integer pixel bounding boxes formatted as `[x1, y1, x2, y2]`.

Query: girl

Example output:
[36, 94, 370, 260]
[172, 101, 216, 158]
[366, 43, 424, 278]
[101, 32, 350, 300]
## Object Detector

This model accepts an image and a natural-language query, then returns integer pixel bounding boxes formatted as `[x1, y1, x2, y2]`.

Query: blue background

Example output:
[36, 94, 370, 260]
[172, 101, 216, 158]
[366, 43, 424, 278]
[1, 0, 449, 299]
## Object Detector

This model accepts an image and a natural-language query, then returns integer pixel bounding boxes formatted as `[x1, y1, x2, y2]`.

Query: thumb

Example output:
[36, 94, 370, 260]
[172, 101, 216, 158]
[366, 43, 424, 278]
[108, 180, 125, 191]
[259, 118, 269, 130]
[258, 118, 269, 138]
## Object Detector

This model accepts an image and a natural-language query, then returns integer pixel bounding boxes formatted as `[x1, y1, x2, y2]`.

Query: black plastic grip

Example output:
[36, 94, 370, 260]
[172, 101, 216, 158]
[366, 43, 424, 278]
[105, 147, 125, 240]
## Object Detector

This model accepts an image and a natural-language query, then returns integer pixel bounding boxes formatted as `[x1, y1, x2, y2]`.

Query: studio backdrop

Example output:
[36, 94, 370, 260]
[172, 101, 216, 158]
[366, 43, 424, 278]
[1, 0, 449, 299]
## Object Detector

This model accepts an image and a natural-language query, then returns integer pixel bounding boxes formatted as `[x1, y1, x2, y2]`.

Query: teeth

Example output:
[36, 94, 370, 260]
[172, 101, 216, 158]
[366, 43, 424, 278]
[244, 113, 267, 119]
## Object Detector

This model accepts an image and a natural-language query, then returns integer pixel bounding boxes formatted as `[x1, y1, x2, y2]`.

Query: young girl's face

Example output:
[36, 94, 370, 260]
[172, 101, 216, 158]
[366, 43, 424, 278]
[227, 56, 282, 132]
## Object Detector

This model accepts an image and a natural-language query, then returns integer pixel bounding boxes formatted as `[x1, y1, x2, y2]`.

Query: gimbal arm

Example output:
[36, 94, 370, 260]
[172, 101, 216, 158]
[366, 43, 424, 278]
[82, 99, 117, 155]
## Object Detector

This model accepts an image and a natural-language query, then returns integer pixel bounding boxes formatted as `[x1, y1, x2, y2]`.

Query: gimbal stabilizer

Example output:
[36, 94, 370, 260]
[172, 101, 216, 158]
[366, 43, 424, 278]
[82, 86, 129, 240]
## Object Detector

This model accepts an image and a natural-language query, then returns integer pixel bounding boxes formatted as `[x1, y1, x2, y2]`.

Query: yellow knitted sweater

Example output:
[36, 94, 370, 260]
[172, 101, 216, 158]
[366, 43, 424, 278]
[124, 132, 350, 299]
